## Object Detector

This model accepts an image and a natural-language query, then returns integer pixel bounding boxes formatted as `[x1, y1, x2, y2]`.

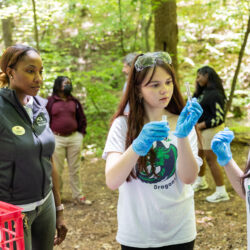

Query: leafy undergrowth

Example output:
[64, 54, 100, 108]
[54, 143, 249, 250]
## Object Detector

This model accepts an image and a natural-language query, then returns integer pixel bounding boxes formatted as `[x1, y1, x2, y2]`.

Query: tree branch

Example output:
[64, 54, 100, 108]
[225, 13, 250, 116]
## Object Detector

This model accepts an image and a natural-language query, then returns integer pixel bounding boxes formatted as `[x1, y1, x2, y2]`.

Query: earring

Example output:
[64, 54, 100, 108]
[10, 75, 13, 79]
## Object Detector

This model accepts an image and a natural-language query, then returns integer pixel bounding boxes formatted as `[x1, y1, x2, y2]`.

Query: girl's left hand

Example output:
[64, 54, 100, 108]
[174, 97, 203, 138]
[54, 212, 68, 245]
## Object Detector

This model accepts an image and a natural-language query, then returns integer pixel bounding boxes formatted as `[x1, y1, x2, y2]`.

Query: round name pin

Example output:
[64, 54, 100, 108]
[12, 126, 25, 135]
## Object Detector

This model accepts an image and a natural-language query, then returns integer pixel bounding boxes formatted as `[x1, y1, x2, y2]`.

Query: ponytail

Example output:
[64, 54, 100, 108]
[0, 72, 9, 88]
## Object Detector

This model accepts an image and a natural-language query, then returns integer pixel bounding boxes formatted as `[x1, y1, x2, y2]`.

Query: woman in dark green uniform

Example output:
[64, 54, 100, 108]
[0, 44, 67, 249]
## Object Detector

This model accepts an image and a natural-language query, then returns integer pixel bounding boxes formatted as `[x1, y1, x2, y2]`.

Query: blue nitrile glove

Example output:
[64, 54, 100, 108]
[174, 97, 203, 138]
[211, 128, 234, 166]
[132, 121, 170, 156]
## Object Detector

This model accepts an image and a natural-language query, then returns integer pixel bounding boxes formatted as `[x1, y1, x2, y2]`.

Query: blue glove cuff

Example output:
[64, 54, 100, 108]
[173, 131, 186, 138]
[217, 156, 232, 167]
[132, 139, 149, 156]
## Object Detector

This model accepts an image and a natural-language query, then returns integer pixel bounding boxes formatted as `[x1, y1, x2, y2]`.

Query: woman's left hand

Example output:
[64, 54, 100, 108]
[54, 211, 68, 245]
[174, 97, 203, 138]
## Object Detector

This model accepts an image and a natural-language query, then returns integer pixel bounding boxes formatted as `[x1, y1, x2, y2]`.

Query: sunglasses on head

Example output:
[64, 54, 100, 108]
[134, 51, 172, 72]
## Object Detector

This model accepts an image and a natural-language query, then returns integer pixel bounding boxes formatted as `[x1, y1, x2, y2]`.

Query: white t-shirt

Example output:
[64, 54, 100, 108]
[245, 178, 250, 250]
[103, 116, 203, 248]
[244, 153, 250, 250]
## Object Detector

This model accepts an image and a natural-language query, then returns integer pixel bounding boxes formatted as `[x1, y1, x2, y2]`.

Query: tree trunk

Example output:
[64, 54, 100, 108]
[31, 0, 40, 51]
[225, 13, 250, 116]
[2, 17, 13, 48]
[140, 0, 152, 51]
[118, 0, 125, 54]
[144, 13, 152, 51]
[153, 0, 178, 73]
[0, 1, 13, 48]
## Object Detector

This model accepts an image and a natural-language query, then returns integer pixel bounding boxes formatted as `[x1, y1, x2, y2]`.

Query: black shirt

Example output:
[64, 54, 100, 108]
[195, 88, 225, 128]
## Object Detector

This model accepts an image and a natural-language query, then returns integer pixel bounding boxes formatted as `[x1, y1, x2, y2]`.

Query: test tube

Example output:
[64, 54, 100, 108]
[161, 115, 168, 142]
[185, 82, 192, 102]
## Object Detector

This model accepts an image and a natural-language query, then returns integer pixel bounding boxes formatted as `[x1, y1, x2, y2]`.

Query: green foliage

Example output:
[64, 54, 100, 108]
[229, 89, 250, 118]
[177, 0, 249, 86]
[0, 0, 249, 154]
[230, 126, 250, 133]
[74, 61, 121, 153]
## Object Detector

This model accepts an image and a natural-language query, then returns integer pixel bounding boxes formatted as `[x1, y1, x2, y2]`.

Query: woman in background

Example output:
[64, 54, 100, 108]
[46, 76, 91, 205]
[192, 66, 229, 203]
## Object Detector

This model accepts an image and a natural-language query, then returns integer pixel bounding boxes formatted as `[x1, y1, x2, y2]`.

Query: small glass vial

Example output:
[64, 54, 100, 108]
[185, 82, 192, 102]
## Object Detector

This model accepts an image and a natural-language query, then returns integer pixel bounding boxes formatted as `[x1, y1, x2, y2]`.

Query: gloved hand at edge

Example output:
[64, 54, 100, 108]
[211, 127, 234, 166]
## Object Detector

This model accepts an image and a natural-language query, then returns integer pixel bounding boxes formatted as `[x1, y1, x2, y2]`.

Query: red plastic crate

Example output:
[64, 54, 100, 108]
[0, 201, 24, 250]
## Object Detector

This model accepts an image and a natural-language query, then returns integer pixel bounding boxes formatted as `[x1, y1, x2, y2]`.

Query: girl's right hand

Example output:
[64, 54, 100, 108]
[174, 98, 203, 138]
[132, 121, 169, 156]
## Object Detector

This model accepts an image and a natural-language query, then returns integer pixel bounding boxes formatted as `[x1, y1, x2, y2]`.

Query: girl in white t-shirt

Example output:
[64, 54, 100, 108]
[211, 128, 250, 250]
[103, 52, 203, 250]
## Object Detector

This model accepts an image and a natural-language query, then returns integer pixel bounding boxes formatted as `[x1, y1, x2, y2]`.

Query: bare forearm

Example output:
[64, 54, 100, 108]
[224, 159, 245, 199]
[105, 145, 140, 190]
[197, 121, 206, 130]
[177, 138, 199, 184]
[51, 160, 62, 207]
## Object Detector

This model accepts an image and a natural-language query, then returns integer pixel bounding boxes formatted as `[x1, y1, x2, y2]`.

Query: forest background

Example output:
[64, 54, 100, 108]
[0, 0, 249, 154]
[1, 1, 250, 249]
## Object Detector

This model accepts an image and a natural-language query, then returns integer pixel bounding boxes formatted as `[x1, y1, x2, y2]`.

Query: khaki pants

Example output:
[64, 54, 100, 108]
[199, 123, 225, 150]
[53, 132, 83, 199]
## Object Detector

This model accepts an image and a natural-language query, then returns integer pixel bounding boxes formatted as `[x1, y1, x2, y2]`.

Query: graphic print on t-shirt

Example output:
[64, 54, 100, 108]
[136, 140, 177, 184]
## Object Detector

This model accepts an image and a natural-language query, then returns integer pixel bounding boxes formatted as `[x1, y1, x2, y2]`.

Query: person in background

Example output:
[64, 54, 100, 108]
[103, 52, 203, 249]
[211, 128, 250, 249]
[192, 66, 229, 203]
[0, 44, 67, 250]
[46, 76, 91, 205]
[122, 53, 138, 80]
[122, 53, 137, 115]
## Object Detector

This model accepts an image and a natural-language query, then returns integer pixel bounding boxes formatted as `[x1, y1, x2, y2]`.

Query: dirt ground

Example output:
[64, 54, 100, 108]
[54, 142, 249, 250]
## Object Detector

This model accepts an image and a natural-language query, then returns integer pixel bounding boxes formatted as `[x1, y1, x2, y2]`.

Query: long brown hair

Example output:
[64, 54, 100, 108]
[0, 44, 38, 88]
[112, 54, 185, 180]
